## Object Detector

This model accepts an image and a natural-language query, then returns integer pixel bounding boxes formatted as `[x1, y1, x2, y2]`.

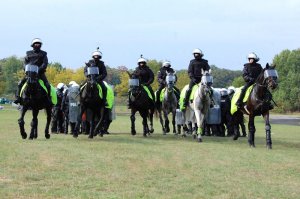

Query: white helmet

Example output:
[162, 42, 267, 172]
[92, 50, 102, 58]
[137, 55, 147, 64]
[193, 48, 203, 56]
[228, 86, 236, 95]
[68, 81, 77, 86]
[57, 83, 65, 89]
[162, 61, 171, 68]
[31, 38, 42, 47]
[248, 52, 259, 61]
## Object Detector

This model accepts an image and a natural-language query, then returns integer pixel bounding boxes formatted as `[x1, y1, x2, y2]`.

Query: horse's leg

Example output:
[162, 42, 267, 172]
[18, 106, 28, 139]
[248, 115, 256, 147]
[94, 107, 105, 137]
[141, 111, 148, 137]
[263, 112, 272, 149]
[29, 109, 38, 140]
[233, 112, 241, 140]
[45, 106, 51, 139]
[164, 111, 170, 134]
[158, 108, 165, 133]
[89, 112, 94, 139]
[75, 104, 85, 136]
[149, 109, 154, 134]
[130, 109, 137, 136]
[172, 110, 176, 134]
[194, 108, 202, 141]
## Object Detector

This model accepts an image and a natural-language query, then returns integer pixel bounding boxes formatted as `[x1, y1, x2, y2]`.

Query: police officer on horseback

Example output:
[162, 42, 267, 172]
[182, 48, 211, 109]
[128, 55, 155, 108]
[156, 61, 180, 108]
[236, 52, 262, 108]
[14, 38, 51, 104]
[83, 48, 107, 104]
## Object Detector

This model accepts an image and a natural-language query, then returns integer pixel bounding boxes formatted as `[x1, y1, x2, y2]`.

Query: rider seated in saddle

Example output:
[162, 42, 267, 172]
[14, 38, 51, 104]
[128, 56, 155, 109]
[155, 61, 180, 108]
[235, 52, 262, 108]
[182, 48, 211, 110]
[83, 49, 107, 104]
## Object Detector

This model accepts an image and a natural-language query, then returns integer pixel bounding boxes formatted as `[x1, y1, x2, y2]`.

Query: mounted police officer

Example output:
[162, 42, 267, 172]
[83, 48, 107, 104]
[14, 38, 51, 104]
[128, 55, 155, 108]
[156, 61, 180, 107]
[236, 52, 262, 108]
[182, 48, 211, 109]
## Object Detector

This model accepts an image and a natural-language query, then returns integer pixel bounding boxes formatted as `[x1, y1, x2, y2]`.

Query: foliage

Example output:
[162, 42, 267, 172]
[272, 49, 300, 112]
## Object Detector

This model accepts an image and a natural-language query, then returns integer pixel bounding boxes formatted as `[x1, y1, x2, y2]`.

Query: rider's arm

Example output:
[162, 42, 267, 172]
[146, 68, 154, 85]
[39, 52, 48, 73]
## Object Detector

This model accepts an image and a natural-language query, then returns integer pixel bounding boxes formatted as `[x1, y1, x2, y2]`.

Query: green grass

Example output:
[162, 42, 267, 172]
[0, 107, 299, 199]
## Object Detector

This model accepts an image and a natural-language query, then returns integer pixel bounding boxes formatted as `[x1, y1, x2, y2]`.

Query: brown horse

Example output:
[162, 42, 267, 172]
[233, 63, 278, 149]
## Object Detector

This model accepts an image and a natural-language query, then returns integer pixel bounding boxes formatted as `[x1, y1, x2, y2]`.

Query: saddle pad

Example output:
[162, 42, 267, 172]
[143, 86, 154, 100]
[230, 84, 254, 115]
[158, 87, 178, 102]
[103, 81, 114, 109]
[179, 84, 199, 110]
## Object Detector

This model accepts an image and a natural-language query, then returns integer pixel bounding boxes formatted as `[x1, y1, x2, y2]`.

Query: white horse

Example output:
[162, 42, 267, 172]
[181, 70, 213, 142]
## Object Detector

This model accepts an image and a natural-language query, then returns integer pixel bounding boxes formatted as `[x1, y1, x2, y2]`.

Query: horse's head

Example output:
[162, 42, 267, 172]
[86, 66, 100, 86]
[200, 69, 213, 94]
[165, 71, 176, 91]
[25, 64, 39, 85]
[263, 63, 278, 90]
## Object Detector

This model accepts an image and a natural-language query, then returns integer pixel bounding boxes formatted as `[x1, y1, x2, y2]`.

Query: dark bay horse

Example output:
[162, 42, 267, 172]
[232, 63, 278, 149]
[76, 67, 105, 139]
[128, 72, 155, 137]
[157, 72, 180, 135]
[18, 64, 53, 139]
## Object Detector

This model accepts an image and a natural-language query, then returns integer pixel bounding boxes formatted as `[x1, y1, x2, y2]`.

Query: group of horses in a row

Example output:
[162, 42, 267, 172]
[17, 63, 278, 149]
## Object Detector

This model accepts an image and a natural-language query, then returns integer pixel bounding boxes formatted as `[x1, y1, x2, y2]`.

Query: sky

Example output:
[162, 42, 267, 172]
[0, 0, 299, 70]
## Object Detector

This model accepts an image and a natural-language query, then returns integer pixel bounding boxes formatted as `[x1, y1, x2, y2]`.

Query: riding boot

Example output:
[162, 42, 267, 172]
[183, 88, 192, 109]
[127, 91, 132, 109]
[236, 87, 247, 108]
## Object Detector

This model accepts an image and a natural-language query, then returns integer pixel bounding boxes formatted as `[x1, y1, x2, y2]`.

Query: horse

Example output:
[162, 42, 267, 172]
[181, 70, 212, 142]
[17, 64, 53, 139]
[157, 72, 180, 135]
[232, 63, 278, 149]
[76, 66, 105, 139]
[127, 72, 155, 137]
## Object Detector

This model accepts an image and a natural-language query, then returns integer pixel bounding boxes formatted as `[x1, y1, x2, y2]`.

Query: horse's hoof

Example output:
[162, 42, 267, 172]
[73, 134, 78, 138]
[21, 133, 27, 139]
[45, 134, 50, 139]
[197, 138, 202, 142]
[131, 131, 136, 136]
[149, 129, 154, 134]
[249, 144, 255, 148]
[182, 134, 186, 138]
[233, 135, 239, 140]
[193, 134, 197, 139]
[29, 137, 34, 140]
[266, 145, 272, 150]
[88, 135, 93, 139]
[143, 133, 147, 137]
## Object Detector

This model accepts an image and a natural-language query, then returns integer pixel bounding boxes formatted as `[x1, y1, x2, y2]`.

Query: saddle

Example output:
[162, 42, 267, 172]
[20, 79, 57, 105]
[80, 82, 103, 99]
[230, 84, 254, 115]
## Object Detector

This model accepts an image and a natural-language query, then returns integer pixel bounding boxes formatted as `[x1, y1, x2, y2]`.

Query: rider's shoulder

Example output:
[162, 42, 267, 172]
[40, 50, 47, 56]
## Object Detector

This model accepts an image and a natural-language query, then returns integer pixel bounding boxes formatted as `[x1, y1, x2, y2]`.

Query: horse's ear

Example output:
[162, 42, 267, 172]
[271, 64, 276, 69]
[266, 63, 270, 69]
[173, 70, 176, 75]
[201, 68, 204, 74]
[126, 71, 132, 78]
[208, 69, 212, 74]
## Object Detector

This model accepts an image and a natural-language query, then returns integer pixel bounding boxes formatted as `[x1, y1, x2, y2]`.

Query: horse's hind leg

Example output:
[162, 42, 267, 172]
[18, 106, 28, 139]
[172, 111, 176, 134]
[45, 107, 51, 139]
[149, 109, 154, 134]
[263, 112, 272, 149]
[29, 109, 38, 140]
[164, 112, 170, 133]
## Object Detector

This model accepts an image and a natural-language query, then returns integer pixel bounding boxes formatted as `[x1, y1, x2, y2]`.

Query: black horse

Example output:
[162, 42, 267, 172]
[128, 72, 155, 137]
[232, 63, 278, 149]
[18, 64, 53, 139]
[76, 66, 105, 139]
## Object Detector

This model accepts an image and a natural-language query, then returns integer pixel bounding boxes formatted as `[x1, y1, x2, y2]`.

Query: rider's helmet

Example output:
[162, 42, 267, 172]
[137, 55, 147, 66]
[57, 83, 65, 90]
[227, 86, 236, 95]
[92, 49, 102, 60]
[68, 81, 77, 86]
[248, 52, 259, 62]
[162, 61, 171, 68]
[193, 48, 203, 58]
[31, 38, 42, 47]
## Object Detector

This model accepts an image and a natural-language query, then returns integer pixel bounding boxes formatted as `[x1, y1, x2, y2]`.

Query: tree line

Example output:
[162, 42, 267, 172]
[0, 48, 299, 112]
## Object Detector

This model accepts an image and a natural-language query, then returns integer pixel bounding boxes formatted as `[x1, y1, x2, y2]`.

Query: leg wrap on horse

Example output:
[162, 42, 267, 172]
[265, 124, 272, 146]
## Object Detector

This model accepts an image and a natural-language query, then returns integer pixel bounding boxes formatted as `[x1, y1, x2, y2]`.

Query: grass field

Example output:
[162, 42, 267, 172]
[0, 106, 299, 199]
